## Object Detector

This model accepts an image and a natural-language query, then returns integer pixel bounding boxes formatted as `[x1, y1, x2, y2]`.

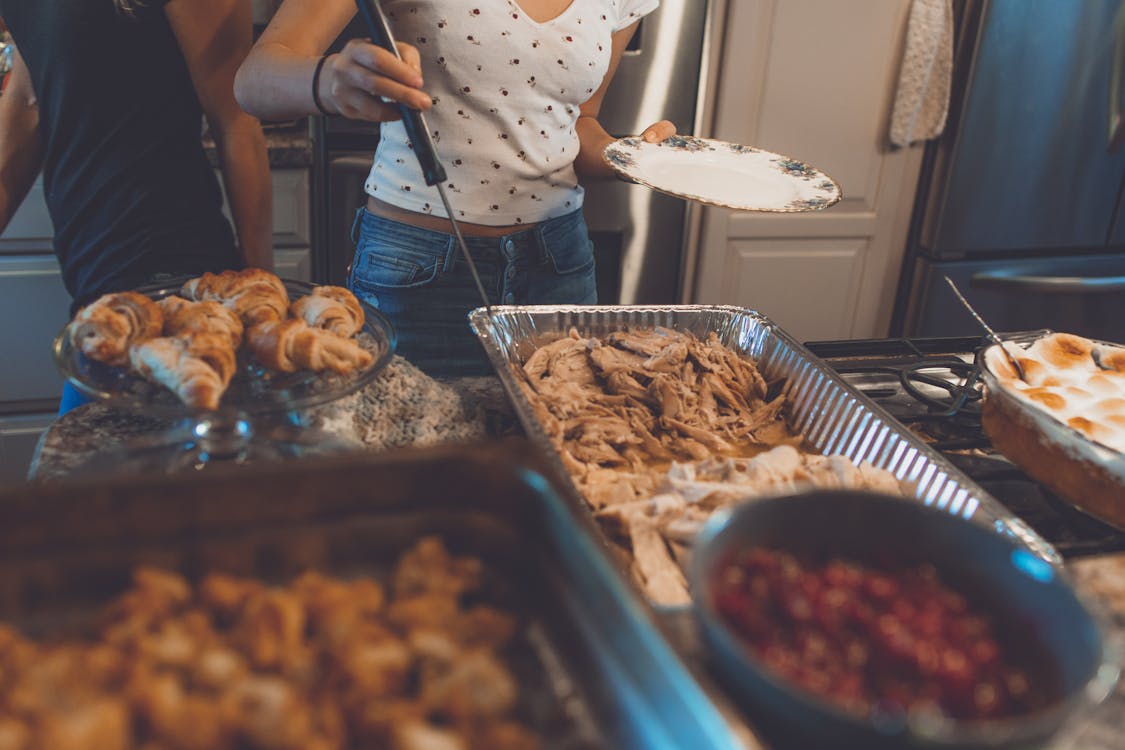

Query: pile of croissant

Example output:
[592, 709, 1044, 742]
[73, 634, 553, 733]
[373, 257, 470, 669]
[66, 269, 374, 411]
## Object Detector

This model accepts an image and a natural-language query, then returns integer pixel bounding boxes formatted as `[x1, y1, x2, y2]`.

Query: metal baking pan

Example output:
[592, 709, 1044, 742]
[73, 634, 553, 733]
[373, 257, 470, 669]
[0, 443, 756, 749]
[469, 305, 1058, 565]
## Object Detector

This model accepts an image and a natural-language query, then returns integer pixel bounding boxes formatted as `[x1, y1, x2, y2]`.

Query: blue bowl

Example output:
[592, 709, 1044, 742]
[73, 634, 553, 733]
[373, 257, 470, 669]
[688, 490, 1119, 750]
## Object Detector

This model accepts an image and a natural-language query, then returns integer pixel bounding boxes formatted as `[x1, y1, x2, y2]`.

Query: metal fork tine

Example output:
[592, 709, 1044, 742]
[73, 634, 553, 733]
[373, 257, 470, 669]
[943, 276, 1027, 381]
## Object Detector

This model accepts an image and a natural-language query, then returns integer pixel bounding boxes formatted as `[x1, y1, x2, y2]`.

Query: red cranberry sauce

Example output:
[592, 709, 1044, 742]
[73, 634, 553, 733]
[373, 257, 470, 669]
[711, 548, 1054, 721]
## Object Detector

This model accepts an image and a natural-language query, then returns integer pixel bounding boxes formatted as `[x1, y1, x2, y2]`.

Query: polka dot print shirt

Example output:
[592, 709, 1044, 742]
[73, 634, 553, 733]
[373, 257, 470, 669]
[365, 0, 659, 226]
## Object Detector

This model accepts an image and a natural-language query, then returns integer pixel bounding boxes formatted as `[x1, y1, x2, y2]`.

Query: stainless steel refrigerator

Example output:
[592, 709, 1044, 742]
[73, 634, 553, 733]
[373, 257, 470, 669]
[582, 0, 709, 304]
[893, 0, 1125, 342]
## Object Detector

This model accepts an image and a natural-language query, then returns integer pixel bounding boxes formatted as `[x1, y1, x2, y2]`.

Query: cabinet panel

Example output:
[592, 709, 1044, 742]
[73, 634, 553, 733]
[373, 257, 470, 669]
[718, 238, 866, 342]
[215, 168, 311, 249]
[0, 177, 52, 253]
[0, 413, 55, 487]
[274, 248, 311, 283]
[0, 256, 70, 403]
[270, 169, 311, 248]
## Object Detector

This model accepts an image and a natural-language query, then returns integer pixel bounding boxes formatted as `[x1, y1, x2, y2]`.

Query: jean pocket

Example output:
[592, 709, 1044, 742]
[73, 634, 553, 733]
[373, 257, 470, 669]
[352, 237, 446, 291]
[544, 235, 596, 275]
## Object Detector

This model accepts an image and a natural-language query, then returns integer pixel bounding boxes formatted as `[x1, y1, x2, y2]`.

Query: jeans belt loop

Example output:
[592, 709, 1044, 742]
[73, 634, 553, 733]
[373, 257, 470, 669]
[349, 206, 366, 247]
[532, 220, 551, 265]
[443, 236, 457, 273]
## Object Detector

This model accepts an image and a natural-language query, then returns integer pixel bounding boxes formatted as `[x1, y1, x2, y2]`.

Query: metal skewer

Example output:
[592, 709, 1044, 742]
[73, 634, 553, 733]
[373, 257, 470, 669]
[353, 0, 492, 315]
[943, 276, 1026, 381]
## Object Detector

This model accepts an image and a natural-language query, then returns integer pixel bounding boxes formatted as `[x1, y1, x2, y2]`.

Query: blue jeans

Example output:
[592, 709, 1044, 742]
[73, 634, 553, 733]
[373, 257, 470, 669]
[349, 207, 597, 377]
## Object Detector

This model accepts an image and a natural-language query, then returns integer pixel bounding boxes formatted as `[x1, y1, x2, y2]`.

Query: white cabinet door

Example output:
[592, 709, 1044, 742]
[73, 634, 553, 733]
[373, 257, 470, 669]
[692, 0, 925, 341]
[0, 413, 55, 486]
[269, 168, 311, 251]
[0, 176, 52, 251]
[268, 169, 311, 281]
[0, 255, 70, 403]
[274, 247, 311, 282]
[215, 168, 312, 280]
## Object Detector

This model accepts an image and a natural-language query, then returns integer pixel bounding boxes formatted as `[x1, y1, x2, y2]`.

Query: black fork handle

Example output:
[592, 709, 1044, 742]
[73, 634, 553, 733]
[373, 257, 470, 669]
[353, 0, 446, 186]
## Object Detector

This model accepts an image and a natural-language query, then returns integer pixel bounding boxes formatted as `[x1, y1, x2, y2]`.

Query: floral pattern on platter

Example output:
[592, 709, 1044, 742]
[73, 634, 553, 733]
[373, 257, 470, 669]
[775, 158, 819, 179]
[604, 148, 638, 171]
[618, 135, 721, 155]
[660, 134, 715, 152]
[602, 135, 842, 212]
[787, 196, 832, 211]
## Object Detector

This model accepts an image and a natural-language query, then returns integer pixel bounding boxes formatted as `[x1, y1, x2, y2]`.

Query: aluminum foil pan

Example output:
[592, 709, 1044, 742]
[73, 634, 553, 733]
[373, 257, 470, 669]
[469, 305, 1058, 565]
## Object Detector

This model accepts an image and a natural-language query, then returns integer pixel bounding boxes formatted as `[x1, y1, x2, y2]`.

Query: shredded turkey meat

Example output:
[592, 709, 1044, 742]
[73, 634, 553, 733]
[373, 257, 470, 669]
[0, 539, 537, 750]
[595, 445, 913, 605]
[517, 327, 794, 505]
[518, 328, 914, 606]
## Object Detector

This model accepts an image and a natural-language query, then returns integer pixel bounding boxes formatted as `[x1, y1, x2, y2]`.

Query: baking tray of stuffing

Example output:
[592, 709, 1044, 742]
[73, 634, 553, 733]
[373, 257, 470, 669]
[0, 442, 760, 749]
[469, 305, 1058, 608]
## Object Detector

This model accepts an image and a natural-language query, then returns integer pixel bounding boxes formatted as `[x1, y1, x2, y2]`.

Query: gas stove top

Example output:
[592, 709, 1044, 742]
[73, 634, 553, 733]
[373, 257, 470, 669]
[804, 336, 1125, 560]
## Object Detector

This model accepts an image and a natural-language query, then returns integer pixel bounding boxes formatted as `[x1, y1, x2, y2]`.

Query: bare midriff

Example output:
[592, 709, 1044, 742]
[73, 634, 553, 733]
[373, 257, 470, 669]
[366, 196, 537, 238]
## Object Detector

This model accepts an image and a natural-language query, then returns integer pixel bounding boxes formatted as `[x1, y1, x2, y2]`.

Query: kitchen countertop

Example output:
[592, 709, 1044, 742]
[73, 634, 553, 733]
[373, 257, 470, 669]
[1053, 556, 1125, 749]
[202, 121, 313, 169]
[23, 362, 1125, 749]
[29, 355, 518, 482]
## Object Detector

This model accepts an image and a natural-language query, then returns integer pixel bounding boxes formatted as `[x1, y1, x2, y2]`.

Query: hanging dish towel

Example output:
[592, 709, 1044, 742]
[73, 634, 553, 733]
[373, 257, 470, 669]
[889, 0, 953, 147]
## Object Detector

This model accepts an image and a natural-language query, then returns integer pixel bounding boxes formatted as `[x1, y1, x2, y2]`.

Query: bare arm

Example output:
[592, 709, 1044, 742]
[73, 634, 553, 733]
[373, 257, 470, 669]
[574, 21, 675, 180]
[234, 0, 429, 123]
[0, 40, 44, 232]
[166, 0, 273, 271]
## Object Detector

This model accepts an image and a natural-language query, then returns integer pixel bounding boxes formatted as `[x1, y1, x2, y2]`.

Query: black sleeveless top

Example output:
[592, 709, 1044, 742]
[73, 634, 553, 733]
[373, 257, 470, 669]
[0, 0, 241, 310]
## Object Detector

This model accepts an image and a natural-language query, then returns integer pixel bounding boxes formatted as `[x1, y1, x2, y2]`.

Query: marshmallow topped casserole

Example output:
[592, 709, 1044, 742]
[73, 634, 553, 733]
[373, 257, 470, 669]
[981, 332, 1125, 529]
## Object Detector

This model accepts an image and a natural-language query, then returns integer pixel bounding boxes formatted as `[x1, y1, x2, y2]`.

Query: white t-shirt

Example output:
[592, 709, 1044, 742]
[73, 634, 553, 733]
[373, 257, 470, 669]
[365, 0, 659, 226]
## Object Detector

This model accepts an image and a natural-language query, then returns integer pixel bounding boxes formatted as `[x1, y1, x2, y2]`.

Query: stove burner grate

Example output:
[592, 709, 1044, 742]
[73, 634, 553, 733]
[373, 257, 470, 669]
[804, 335, 1125, 559]
[899, 359, 983, 416]
[830, 358, 984, 419]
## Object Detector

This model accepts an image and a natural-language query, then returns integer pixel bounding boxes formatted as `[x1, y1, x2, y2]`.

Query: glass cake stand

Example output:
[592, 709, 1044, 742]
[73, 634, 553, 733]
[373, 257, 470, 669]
[53, 278, 396, 476]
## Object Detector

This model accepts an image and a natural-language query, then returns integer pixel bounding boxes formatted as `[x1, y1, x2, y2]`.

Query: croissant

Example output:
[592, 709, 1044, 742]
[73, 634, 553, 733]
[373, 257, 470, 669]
[289, 286, 365, 338]
[159, 296, 245, 349]
[129, 333, 238, 411]
[182, 269, 289, 328]
[246, 319, 374, 376]
[69, 291, 163, 366]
